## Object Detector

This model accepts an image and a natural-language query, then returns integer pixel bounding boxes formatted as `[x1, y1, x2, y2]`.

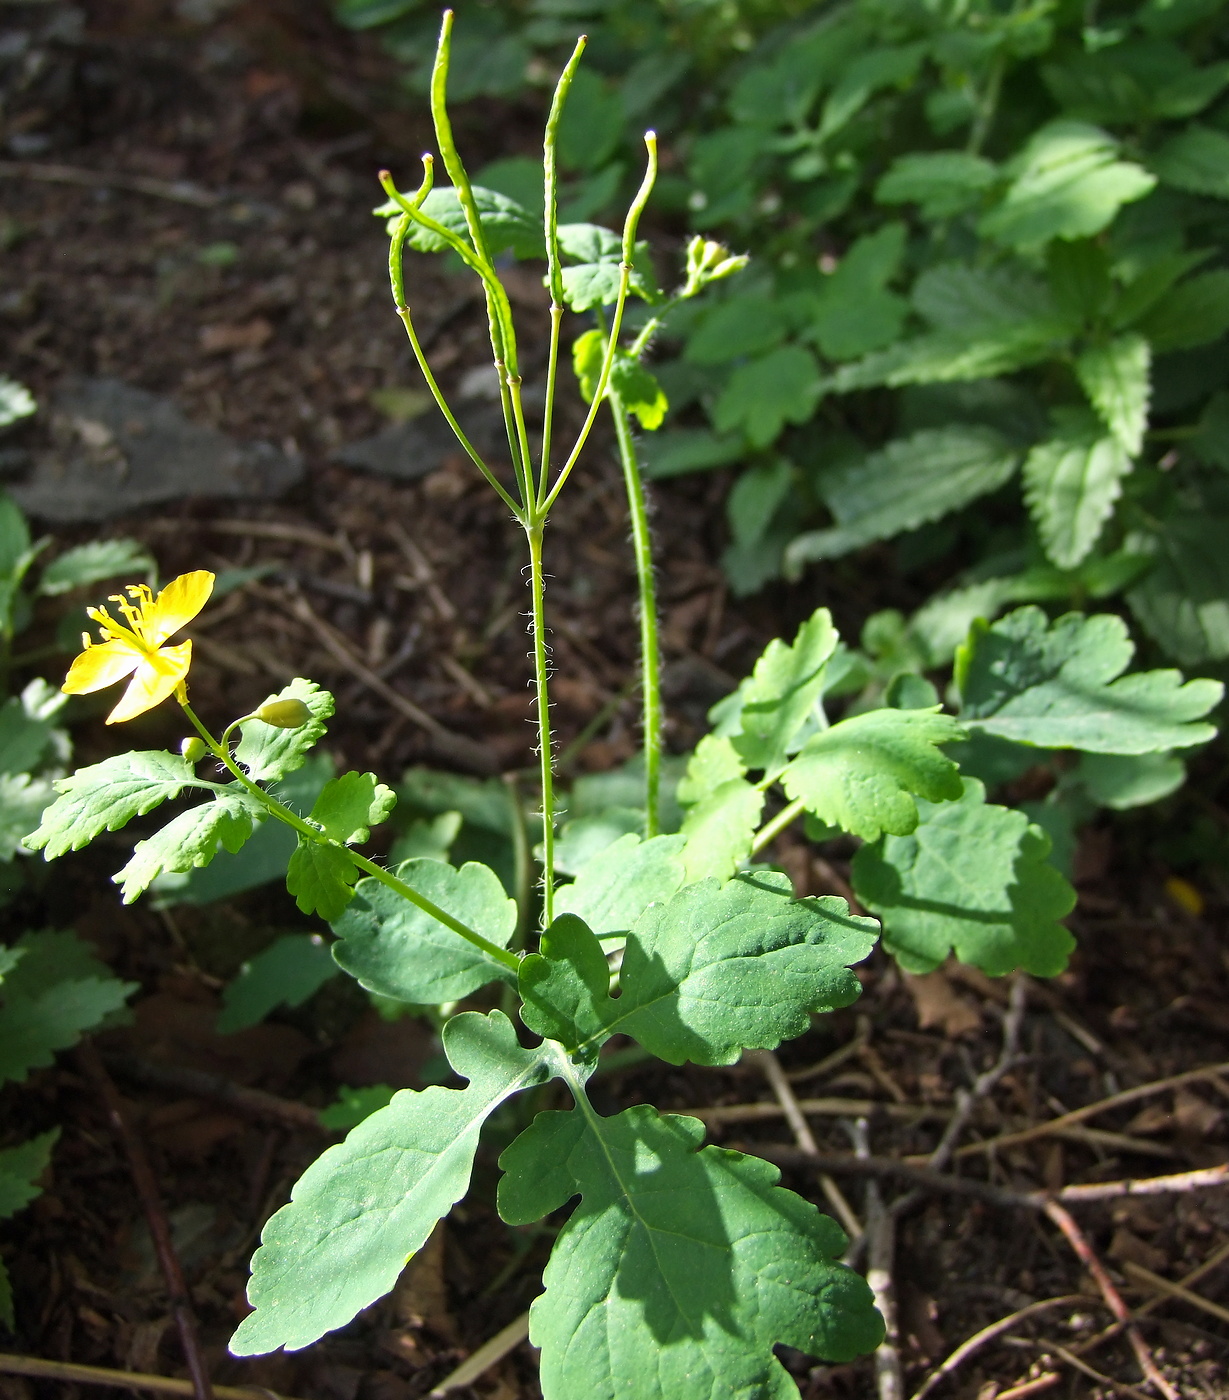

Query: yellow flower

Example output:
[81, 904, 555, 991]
[63, 570, 215, 724]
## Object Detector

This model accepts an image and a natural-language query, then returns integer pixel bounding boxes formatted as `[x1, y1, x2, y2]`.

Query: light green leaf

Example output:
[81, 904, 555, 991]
[852, 778, 1076, 976]
[781, 707, 965, 841]
[611, 358, 668, 431]
[499, 1104, 884, 1399]
[875, 151, 998, 219]
[25, 751, 202, 860]
[828, 324, 1062, 394]
[0, 1131, 58, 1219]
[0, 378, 36, 430]
[0, 695, 54, 777]
[332, 857, 517, 1002]
[678, 762, 764, 884]
[729, 609, 838, 776]
[309, 771, 396, 845]
[556, 833, 687, 939]
[557, 223, 658, 310]
[979, 120, 1156, 250]
[810, 225, 909, 361]
[0, 774, 52, 861]
[912, 262, 1063, 335]
[956, 606, 1223, 751]
[390, 185, 545, 261]
[787, 427, 1020, 570]
[234, 679, 334, 784]
[1074, 752, 1185, 810]
[713, 346, 822, 449]
[318, 1084, 397, 1131]
[1074, 334, 1150, 454]
[678, 734, 746, 805]
[1023, 424, 1132, 569]
[38, 539, 153, 596]
[1151, 124, 1229, 199]
[115, 792, 261, 903]
[217, 933, 340, 1035]
[286, 840, 358, 921]
[1134, 269, 1229, 352]
[1126, 513, 1229, 665]
[230, 1011, 558, 1356]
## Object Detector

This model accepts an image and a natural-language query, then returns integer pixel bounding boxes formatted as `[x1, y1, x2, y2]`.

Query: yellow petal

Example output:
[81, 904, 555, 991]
[106, 641, 193, 724]
[62, 639, 142, 695]
[145, 571, 215, 646]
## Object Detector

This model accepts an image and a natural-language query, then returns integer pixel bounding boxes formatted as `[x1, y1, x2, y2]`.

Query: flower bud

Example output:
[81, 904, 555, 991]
[180, 737, 208, 763]
[256, 697, 313, 729]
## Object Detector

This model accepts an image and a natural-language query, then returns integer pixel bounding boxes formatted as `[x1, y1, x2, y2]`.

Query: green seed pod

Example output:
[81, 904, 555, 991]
[180, 737, 208, 763]
[256, 697, 313, 729]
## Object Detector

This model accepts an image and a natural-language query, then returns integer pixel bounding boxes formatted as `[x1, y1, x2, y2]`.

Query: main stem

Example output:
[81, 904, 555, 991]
[526, 520, 556, 925]
[610, 391, 662, 837]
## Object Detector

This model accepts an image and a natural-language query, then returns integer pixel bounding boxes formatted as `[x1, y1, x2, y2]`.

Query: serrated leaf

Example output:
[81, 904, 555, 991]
[557, 223, 659, 311]
[115, 792, 260, 903]
[0, 1130, 58, 1219]
[1047, 239, 1112, 325]
[234, 679, 334, 784]
[678, 734, 747, 805]
[38, 539, 153, 596]
[1, 929, 112, 999]
[1134, 269, 1229, 351]
[787, 427, 1020, 569]
[852, 778, 1076, 976]
[0, 974, 134, 1083]
[1126, 513, 1229, 665]
[332, 857, 517, 1002]
[230, 1011, 558, 1356]
[0, 774, 52, 860]
[979, 120, 1156, 250]
[25, 751, 202, 860]
[0, 695, 53, 777]
[610, 357, 668, 431]
[309, 771, 395, 845]
[1074, 334, 1150, 455]
[217, 933, 339, 1035]
[1023, 425, 1132, 569]
[729, 609, 838, 776]
[875, 151, 998, 219]
[678, 776, 764, 883]
[956, 606, 1223, 751]
[1151, 124, 1229, 199]
[286, 840, 358, 921]
[713, 346, 823, 449]
[555, 833, 687, 939]
[828, 323, 1063, 395]
[912, 262, 1063, 335]
[781, 707, 965, 841]
[391, 185, 545, 261]
[810, 225, 909, 361]
[498, 1104, 884, 1399]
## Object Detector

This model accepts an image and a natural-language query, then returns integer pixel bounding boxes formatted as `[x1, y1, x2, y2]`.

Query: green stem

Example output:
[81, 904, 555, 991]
[525, 521, 556, 926]
[609, 389, 662, 836]
[504, 773, 532, 951]
[750, 797, 806, 856]
[178, 701, 518, 972]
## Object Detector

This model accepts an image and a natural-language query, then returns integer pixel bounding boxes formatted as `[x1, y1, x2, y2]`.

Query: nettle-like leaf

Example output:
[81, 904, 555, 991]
[978, 120, 1156, 250]
[852, 778, 1076, 976]
[1150, 124, 1229, 199]
[498, 1104, 884, 1400]
[1023, 418, 1132, 569]
[0, 774, 53, 861]
[332, 857, 517, 1002]
[677, 737, 764, 883]
[0, 694, 55, 778]
[37, 539, 153, 596]
[309, 771, 396, 845]
[0, 1131, 58, 1220]
[787, 427, 1021, 570]
[234, 679, 334, 784]
[0, 931, 135, 1085]
[230, 1011, 559, 1356]
[1126, 512, 1229, 666]
[217, 933, 339, 1035]
[780, 708, 965, 841]
[522, 873, 877, 1066]
[1074, 333, 1150, 455]
[809, 224, 909, 361]
[1134, 268, 1229, 352]
[956, 606, 1223, 752]
[25, 751, 205, 859]
[286, 840, 358, 921]
[556, 833, 687, 939]
[713, 345, 823, 449]
[728, 609, 838, 777]
[875, 150, 998, 219]
[115, 791, 262, 903]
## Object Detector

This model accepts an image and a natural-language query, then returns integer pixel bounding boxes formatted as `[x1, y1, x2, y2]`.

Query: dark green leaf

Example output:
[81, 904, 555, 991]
[217, 933, 340, 1035]
[1135, 270, 1229, 351]
[713, 346, 822, 449]
[286, 840, 358, 921]
[1127, 513, 1229, 664]
[875, 151, 997, 219]
[1151, 124, 1229, 199]
[0, 1130, 58, 1220]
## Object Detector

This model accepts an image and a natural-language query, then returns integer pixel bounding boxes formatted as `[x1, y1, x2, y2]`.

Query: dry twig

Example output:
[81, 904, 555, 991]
[427, 1312, 530, 1396]
[0, 1354, 290, 1400]
[103, 1052, 324, 1133]
[77, 1042, 215, 1400]
[0, 159, 220, 206]
[1122, 1259, 1229, 1329]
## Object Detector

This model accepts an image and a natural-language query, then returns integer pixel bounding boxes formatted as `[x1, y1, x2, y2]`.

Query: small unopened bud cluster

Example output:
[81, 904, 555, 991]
[684, 236, 749, 294]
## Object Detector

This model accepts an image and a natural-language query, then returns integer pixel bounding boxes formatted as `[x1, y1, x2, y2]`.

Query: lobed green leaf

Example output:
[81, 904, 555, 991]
[234, 679, 334, 784]
[115, 792, 261, 903]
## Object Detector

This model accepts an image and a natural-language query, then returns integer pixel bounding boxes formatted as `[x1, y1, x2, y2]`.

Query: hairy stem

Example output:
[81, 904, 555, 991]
[750, 797, 806, 855]
[610, 390, 662, 835]
[525, 522, 556, 926]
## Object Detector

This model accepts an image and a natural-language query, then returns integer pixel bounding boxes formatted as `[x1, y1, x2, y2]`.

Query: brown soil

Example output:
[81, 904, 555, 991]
[2, 4, 1227, 1400]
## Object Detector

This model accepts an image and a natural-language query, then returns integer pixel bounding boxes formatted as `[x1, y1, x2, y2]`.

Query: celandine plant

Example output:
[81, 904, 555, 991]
[24, 12, 1225, 1398]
